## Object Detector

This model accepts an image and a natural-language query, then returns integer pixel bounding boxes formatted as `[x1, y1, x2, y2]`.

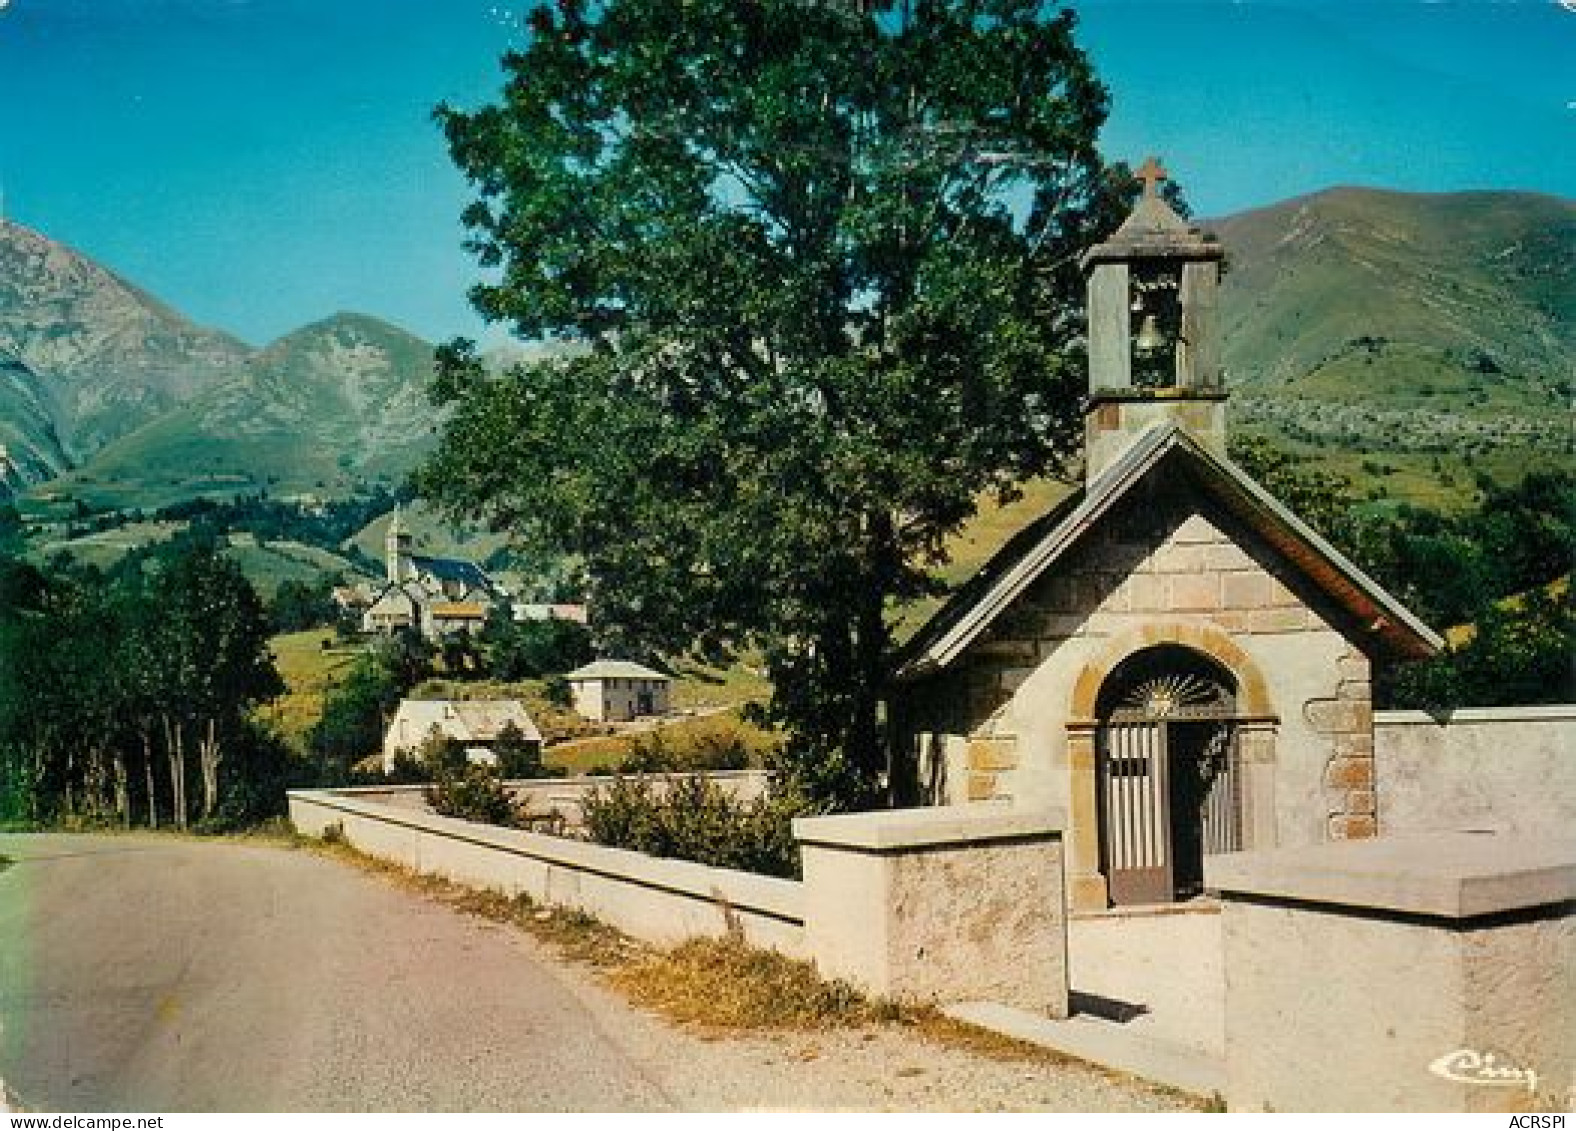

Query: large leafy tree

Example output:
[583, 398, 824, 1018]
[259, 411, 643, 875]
[423, 0, 1129, 802]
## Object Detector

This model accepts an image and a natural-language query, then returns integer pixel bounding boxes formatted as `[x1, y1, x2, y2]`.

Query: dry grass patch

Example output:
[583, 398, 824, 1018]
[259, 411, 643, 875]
[285, 828, 1202, 1107]
[261, 628, 366, 749]
[611, 934, 897, 1031]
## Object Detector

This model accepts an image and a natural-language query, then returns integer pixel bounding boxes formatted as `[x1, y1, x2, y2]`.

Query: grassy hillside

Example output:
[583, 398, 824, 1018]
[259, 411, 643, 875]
[30, 526, 371, 596]
[1212, 188, 1574, 507]
[30, 520, 188, 571]
[260, 629, 370, 752]
[42, 313, 438, 509]
[221, 535, 370, 597]
[892, 477, 1076, 641]
[347, 498, 513, 567]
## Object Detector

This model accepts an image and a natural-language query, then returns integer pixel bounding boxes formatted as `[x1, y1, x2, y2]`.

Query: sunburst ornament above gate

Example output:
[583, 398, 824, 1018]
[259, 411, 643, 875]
[1118, 672, 1230, 718]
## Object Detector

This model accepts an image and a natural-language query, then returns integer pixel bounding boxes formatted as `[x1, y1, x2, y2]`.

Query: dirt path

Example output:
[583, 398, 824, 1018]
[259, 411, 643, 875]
[0, 833, 1191, 1113]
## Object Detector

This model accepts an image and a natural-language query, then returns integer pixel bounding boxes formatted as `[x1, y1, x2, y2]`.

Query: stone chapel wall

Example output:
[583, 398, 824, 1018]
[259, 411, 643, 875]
[899, 479, 1378, 850]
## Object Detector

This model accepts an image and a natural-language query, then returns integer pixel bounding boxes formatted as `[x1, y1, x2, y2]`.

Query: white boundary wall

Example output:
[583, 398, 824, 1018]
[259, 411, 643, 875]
[288, 788, 806, 956]
[1375, 705, 1575, 837]
[290, 789, 1072, 1015]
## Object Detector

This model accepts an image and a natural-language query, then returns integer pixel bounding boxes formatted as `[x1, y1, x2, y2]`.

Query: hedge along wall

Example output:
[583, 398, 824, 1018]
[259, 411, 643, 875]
[326, 769, 775, 829]
[287, 788, 806, 956]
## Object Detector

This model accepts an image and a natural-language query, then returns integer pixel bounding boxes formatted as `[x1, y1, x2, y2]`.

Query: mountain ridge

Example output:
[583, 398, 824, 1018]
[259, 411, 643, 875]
[3, 186, 1572, 513]
[0, 219, 251, 470]
[47, 311, 440, 508]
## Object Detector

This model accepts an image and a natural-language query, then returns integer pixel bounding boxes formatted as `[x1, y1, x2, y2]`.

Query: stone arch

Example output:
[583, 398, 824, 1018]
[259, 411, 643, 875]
[1068, 621, 1275, 725]
[1063, 621, 1278, 910]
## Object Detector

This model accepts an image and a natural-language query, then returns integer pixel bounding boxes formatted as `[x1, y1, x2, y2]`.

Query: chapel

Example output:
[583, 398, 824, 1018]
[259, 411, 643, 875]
[892, 159, 1442, 911]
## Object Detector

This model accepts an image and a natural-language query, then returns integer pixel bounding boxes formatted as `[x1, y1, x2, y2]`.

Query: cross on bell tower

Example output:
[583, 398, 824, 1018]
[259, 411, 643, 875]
[1080, 155, 1227, 481]
[1134, 155, 1168, 199]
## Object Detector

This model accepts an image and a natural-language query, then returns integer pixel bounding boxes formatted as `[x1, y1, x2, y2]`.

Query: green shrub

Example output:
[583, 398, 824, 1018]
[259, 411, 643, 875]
[424, 764, 522, 826]
[385, 750, 430, 784]
[618, 719, 752, 773]
[494, 721, 564, 778]
[542, 674, 572, 708]
[581, 774, 816, 878]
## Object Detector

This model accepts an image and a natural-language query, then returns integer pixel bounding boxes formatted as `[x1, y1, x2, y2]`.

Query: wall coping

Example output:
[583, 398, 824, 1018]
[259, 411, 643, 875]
[288, 788, 803, 923]
[794, 804, 1065, 852]
[1374, 704, 1576, 727]
[323, 768, 773, 798]
[1205, 833, 1576, 920]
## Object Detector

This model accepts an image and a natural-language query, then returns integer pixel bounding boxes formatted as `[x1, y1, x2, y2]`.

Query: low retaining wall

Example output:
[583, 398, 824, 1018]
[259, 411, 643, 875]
[288, 788, 806, 956]
[291, 789, 1072, 1014]
[325, 769, 775, 830]
[1375, 705, 1576, 837]
[1208, 832, 1575, 1112]
[796, 807, 1068, 1016]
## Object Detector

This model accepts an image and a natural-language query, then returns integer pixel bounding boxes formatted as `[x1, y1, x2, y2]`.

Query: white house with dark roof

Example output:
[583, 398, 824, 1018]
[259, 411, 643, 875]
[381, 697, 542, 773]
[361, 507, 504, 638]
[566, 660, 673, 723]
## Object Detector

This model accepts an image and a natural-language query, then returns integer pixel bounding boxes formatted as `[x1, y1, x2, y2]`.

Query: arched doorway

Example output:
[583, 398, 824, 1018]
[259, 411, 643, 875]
[1095, 645, 1243, 906]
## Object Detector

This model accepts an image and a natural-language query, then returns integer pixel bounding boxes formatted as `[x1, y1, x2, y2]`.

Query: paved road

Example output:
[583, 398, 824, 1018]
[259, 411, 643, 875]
[0, 834, 675, 1112]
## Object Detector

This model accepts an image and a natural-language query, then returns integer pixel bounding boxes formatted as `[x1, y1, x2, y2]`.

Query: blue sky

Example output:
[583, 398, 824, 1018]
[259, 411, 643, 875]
[1, 0, 1571, 346]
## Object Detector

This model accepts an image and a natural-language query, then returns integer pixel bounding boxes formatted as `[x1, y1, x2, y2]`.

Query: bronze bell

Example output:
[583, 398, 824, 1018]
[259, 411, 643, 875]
[1135, 313, 1168, 354]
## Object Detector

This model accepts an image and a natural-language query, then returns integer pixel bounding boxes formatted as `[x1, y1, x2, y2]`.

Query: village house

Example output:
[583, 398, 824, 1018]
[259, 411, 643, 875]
[565, 660, 673, 723]
[361, 507, 505, 639]
[892, 159, 1442, 911]
[512, 601, 589, 624]
[381, 697, 542, 774]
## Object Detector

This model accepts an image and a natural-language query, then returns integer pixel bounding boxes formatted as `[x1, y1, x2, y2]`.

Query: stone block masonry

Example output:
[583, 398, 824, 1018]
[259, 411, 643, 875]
[917, 491, 1371, 835]
[1306, 646, 1377, 840]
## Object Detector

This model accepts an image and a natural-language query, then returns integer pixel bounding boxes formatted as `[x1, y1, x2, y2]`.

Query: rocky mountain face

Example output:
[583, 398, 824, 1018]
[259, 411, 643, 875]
[0, 220, 250, 475]
[0, 347, 67, 493]
[1, 189, 1570, 511]
[65, 313, 440, 504]
[0, 220, 438, 506]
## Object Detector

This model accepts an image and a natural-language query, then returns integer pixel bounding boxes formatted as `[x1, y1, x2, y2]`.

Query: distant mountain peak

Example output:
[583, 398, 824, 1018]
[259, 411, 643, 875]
[0, 219, 251, 467]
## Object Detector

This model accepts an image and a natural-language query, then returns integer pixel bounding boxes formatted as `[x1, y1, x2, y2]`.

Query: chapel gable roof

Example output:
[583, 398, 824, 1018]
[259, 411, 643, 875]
[896, 424, 1442, 680]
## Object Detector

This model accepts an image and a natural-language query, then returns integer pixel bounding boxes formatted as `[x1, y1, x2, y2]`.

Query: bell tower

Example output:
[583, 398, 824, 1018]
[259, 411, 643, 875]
[386, 504, 414, 584]
[1082, 157, 1227, 481]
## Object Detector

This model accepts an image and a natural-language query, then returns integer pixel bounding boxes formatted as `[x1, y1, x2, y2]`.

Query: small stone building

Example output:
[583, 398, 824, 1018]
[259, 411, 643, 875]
[362, 507, 502, 638]
[892, 161, 1441, 912]
[566, 660, 673, 723]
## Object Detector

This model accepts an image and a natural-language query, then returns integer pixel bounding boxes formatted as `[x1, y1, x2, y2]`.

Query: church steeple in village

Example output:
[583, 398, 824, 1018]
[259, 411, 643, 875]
[1081, 156, 1227, 481]
[386, 504, 414, 584]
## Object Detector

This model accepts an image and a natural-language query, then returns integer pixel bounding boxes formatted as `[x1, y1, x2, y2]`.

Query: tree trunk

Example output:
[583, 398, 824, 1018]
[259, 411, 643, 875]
[113, 748, 130, 828]
[164, 714, 188, 831]
[143, 727, 158, 830]
[849, 513, 898, 802]
[198, 717, 221, 822]
[849, 592, 890, 796]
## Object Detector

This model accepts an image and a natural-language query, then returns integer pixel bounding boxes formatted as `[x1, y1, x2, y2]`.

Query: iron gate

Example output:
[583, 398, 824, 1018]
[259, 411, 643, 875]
[1096, 653, 1244, 906]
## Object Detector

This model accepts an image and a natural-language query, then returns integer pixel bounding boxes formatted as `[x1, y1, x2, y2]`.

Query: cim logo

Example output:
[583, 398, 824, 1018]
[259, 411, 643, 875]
[1430, 1048, 1539, 1095]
